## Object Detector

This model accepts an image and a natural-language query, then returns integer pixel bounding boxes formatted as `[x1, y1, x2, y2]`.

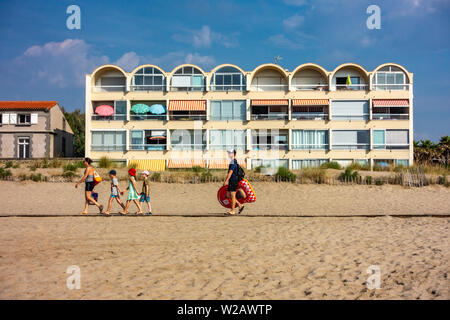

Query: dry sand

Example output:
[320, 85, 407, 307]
[0, 181, 449, 216]
[0, 181, 448, 299]
[0, 216, 448, 299]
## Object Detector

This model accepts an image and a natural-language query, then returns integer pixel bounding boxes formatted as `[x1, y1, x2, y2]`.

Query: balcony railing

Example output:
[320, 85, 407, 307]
[291, 144, 329, 150]
[251, 113, 288, 120]
[373, 144, 410, 150]
[91, 144, 126, 151]
[170, 85, 205, 91]
[209, 144, 246, 150]
[91, 114, 126, 121]
[372, 114, 409, 120]
[129, 144, 166, 151]
[291, 84, 328, 91]
[250, 84, 288, 91]
[252, 143, 288, 151]
[373, 84, 410, 91]
[335, 84, 368, 91]
[209, 116, 246, 121]
[291, 113, 328, 120]
[92, 85, 126, 92]
[209, 85, 246, 91]
[169, 114, 207, 121]
[332, 114, 369, 121]
[170, 144, 206, 150]
[130, 85, 165, 91]
[332, 143, 370, 150]
[130, 114, 167, 121]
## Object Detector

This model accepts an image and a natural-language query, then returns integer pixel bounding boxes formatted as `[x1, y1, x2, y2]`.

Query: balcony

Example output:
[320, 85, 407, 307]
[169, 113, 206, 121]
[91, 144, 126, 151]
[291, 66, 329, 91]
[130, 84, 165, 92]
[129, 144, 166, 151]
[291, 84, 328, 91]
[335, 84, 368, 91]
[130, 130, 167, 151]
[251, 102, 288, 121]
[252, 130, 288, 151]
[372, 113, 409, 120]
[92, 85, 126, 92]
[171, 143, 206, 150]
[251, 113, 288, 120]
[91, 114, 126, 121]
[332, 143, 370, 150]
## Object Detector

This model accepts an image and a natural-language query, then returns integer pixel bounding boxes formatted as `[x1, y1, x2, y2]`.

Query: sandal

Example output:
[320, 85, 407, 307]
[99, 205, 104, 214]
[238, 206, 245, 214]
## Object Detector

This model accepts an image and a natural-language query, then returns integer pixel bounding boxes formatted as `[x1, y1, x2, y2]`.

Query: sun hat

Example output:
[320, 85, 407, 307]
[128, 168, 136, 176]
[141, 170, 149, 176]
[227, 149, 236, 154]
[109, 169, 117, 175]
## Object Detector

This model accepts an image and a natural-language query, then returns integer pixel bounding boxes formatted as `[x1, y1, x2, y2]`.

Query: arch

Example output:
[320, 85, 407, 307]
[210, 64, 246, 91]
[91, 65, 127, 85]
[372, 63, 411, 83]
[331, 63, 369, 82]
[169, 64, 206, 76]
[291, 63, 329, 90]
[91, 65, 127, 91]
[250, 63, 289, 91]
[130, 64, 166, 76]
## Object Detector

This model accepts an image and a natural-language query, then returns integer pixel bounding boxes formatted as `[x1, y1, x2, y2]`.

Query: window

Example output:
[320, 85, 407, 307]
[130, 130, 167, 151]
[171, 66, 205, 91]
[291, 159, 328, 169]
[251, 159, 288, 169]
[252, 130, 288, 150]
[331, 100, 369, 120]
[17, 137, 30, 158]
[170, 130, 206, 150]
[373, 130, 386, 149]
[132, 67, 165, 91]
[209, 130, 246, 150]
[18, 114, 31, 125]
[374, 66, 408, 90]
[291, 130, 328, 150]
[91, 131, 126, 151]
[386, 130, 409, 149]
[61, 137, 66, 157]
[211, 66, 246, 91]
[332, 130, 370, 150]
[210, 100, 246, 121]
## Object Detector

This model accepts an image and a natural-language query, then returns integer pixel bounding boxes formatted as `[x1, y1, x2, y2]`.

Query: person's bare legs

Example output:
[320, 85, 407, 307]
[115, 197, 125, 210]
[134, 200, 144, 214]
[80, 196, 89, 215]
[85, 191, 103, 213]
[104, 197, 114, 215]
[120, 200, 131, 215]
[228, 191, 242, 215]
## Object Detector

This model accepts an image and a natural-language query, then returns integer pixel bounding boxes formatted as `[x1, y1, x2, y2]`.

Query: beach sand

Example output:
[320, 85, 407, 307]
[0, 181, 449, 216]
[0, 181, 448, 299]
[0, 216, 448, 299]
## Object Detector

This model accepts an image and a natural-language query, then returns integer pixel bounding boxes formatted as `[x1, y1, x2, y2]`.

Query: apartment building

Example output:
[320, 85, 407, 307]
[85, 62, 413, 171]
[0, 101, 74, 159]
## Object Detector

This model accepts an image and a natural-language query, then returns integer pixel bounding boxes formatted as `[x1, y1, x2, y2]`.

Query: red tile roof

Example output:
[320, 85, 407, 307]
[0, 101, 58, 110]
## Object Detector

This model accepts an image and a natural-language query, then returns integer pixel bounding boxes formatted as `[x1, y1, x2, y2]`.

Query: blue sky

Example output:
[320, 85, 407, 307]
[0, 0, 449, 141]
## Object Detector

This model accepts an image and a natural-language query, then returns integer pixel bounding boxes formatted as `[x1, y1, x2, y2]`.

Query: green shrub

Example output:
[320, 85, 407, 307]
[275, 167, 297, 182]
[63, 163, 78, 172]
[0, 167, 12, 179]
[74, 160, 85, 169]
[48, 158, 62, 168]
[151, 172, 161, 182]
[253, 165, 264, 173]
[364, 175, 373, 185]
[192, 166, 205, 174]
[375, 178, 385, 186]
[29, 165, 37, 172]
[320, 161, 341, 170]
[339, 168, 359, 182]
[62, 171, 76, 178]
[5, 161, 13, 168]
[98, 156, 114, 169]
[29, 173, 42, 182]
[12, 163, 20, 169]
[41, 158, 49, 168]
[300, 168, 326, 183]
[347, 162, 370, 171]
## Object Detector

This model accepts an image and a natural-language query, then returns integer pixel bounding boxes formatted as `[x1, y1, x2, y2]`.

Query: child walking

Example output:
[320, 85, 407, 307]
[104, 170, 125, 215]
[120, 168, 143, 215]
[139, 170, 152, 215]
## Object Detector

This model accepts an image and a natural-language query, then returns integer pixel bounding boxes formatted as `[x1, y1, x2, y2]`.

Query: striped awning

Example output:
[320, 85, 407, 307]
[168, 159, 207, 168]
[208, 159, 247, 169]
[168, 100, 206, 111]
[291, 99, 329, 106]
[251, 99, 289, 106]
[128, 159, 166, 171]
[373, 99, 409, 107]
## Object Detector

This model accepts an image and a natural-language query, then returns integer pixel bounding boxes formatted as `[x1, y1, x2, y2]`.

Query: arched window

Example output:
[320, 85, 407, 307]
[211, 66, 246, 91]
[171, 66, 205, 91]
[132, 67, 165, 91]
[373, 65, 409, 91]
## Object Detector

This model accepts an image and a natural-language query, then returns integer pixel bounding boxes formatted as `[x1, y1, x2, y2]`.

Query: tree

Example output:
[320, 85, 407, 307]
[64, 109, 85, 157]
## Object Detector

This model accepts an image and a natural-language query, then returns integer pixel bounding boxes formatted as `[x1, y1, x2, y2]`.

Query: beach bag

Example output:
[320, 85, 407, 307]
[94, 171, 102, 186]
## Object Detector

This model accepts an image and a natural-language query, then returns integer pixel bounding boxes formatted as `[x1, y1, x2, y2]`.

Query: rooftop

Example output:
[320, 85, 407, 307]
[0, 101, 58, 110]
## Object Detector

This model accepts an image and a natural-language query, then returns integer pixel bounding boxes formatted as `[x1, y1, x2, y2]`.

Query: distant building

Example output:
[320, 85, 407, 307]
[0, 101, 74, 159]
[85, 62, 413, 170]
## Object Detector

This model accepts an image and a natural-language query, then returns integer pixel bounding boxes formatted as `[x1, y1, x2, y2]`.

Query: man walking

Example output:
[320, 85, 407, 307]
[223, 149, 245, 215]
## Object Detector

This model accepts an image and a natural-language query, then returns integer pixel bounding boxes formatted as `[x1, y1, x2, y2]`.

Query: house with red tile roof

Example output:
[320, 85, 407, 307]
[0, 101, 74, 158]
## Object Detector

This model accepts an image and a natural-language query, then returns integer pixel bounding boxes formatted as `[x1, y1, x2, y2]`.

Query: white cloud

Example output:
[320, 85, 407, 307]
[267, 34, 304, 50]
[283, 14, 305, 30]
[15, 39, 108, 87]
[185, 53, 216, 69]
[172, 25, 239, 48]
[115, 51, 140, 71]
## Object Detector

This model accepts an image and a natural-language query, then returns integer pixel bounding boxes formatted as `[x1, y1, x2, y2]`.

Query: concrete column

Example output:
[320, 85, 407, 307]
[206, 100, 210, 121]
[246, 99, 251, 121]
[166, 129, 171, 150]
[126, 100, 131, 122]
[288, 98, 292, 121]
[246, 129, 252, 151]
[369, 128, 373, 150]
[328, 128, 332, 151]
[288, 129, 292, 151]
[206, 129, 210, 151]
[85, 75, 92, 158]
[369, 98, 372, 120]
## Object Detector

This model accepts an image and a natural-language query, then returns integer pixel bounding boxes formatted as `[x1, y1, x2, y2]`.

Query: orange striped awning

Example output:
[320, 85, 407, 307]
[167, 159, 207, 168]
[251, 99, 289, 106]
[373, 99, 409, 107]
[208, 159, 247, 169]
[291, 99, 329, 106]
[168, 100, 206, 111]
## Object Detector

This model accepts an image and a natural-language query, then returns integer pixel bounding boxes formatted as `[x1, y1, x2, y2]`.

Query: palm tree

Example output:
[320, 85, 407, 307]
[438, 136, 450, 165]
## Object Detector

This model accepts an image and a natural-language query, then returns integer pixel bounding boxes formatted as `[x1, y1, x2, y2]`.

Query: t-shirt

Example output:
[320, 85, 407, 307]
[141, 179, 149, 194]
[111, 177, 119, 195]
[228, 159, 238, 181]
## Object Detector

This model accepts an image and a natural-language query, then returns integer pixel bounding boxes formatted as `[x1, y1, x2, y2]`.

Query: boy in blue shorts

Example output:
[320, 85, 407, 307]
[104, 170, 125, 215]
[139, 170, 152, 215]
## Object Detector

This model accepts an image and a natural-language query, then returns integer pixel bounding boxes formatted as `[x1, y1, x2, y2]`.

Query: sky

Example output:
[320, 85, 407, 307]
[0, 0, 449, 141]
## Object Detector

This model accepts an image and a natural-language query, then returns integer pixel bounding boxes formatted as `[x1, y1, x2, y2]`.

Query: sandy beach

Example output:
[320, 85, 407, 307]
[0, 181, 449, 299]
